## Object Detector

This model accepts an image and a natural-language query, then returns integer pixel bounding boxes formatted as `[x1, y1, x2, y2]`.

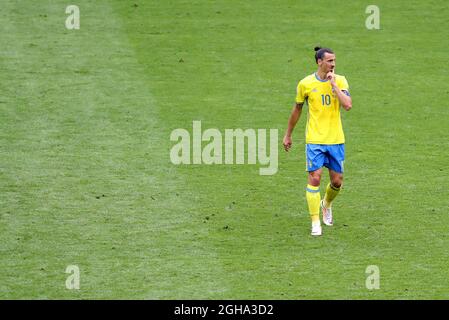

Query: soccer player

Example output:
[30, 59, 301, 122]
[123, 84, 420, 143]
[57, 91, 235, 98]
[283, 47, 352, 236]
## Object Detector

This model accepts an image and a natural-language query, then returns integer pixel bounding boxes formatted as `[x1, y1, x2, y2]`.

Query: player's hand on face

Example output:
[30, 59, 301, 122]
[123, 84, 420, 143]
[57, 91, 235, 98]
[326, 70, 336, 85]
[283, 135, 292, 152]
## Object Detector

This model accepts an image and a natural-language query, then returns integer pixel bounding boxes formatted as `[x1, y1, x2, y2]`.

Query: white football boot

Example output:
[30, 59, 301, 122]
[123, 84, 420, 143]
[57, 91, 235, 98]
[321, 200, 333, 226]
[311, 221, 322, 236]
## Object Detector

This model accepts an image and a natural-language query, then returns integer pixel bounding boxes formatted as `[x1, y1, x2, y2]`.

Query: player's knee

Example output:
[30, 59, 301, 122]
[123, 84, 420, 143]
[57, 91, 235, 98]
[332, 182, 342, 188]
[308, 173, 321, 186]
[331, 178, 343, 189]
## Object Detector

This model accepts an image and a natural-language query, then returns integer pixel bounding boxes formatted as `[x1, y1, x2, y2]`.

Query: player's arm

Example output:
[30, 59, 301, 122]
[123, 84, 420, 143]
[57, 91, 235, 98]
[283, 102, 303, 152]
[327, 71, 352, 111]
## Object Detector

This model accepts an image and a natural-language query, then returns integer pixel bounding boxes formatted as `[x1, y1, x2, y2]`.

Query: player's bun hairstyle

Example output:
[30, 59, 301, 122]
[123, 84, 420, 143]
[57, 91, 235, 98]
[314, 46, 334, 63]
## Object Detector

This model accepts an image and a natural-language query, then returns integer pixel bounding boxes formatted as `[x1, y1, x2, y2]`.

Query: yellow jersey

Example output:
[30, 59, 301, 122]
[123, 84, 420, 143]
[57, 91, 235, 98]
[295, 73, 349, 144]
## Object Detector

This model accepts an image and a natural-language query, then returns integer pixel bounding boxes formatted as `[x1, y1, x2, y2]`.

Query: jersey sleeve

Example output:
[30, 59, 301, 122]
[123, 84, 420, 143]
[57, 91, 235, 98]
[295, 80, 306, 104]
[338, 76, 349, 91]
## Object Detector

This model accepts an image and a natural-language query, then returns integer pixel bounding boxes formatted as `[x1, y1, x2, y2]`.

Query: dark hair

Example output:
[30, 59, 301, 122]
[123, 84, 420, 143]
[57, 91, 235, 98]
[314, 46, 334, 63]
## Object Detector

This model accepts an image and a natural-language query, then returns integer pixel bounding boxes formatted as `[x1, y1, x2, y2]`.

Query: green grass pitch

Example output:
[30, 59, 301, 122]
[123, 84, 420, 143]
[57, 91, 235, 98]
[1, 0, 448, 299]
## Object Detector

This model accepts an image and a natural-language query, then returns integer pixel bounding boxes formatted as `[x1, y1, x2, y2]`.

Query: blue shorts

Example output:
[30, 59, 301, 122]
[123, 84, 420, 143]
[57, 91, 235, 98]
[305, 144, 345, 173]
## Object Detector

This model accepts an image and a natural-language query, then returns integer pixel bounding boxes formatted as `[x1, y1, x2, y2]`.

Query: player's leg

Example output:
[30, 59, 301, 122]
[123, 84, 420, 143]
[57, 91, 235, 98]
[321, 144, 345, 226]
[305, 144, 325, 235]
[307, 169, 322, 235]
[325, 169, 343, 207]
[307, 168, 322, 223]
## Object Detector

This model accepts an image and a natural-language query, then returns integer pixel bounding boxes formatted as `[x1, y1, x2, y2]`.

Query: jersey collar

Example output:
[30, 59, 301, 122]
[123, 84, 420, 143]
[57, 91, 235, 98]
[314, 72, 328, 82]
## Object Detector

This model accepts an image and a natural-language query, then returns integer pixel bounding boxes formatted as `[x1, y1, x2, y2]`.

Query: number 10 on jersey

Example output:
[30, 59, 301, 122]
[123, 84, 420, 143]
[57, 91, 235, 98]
[321, 94, 331, 106]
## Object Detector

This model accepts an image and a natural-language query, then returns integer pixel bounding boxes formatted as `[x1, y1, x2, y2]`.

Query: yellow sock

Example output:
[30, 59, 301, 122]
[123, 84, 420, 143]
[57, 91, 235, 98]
[306, 184, 321, 223]
[324, 183, 341, 208]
